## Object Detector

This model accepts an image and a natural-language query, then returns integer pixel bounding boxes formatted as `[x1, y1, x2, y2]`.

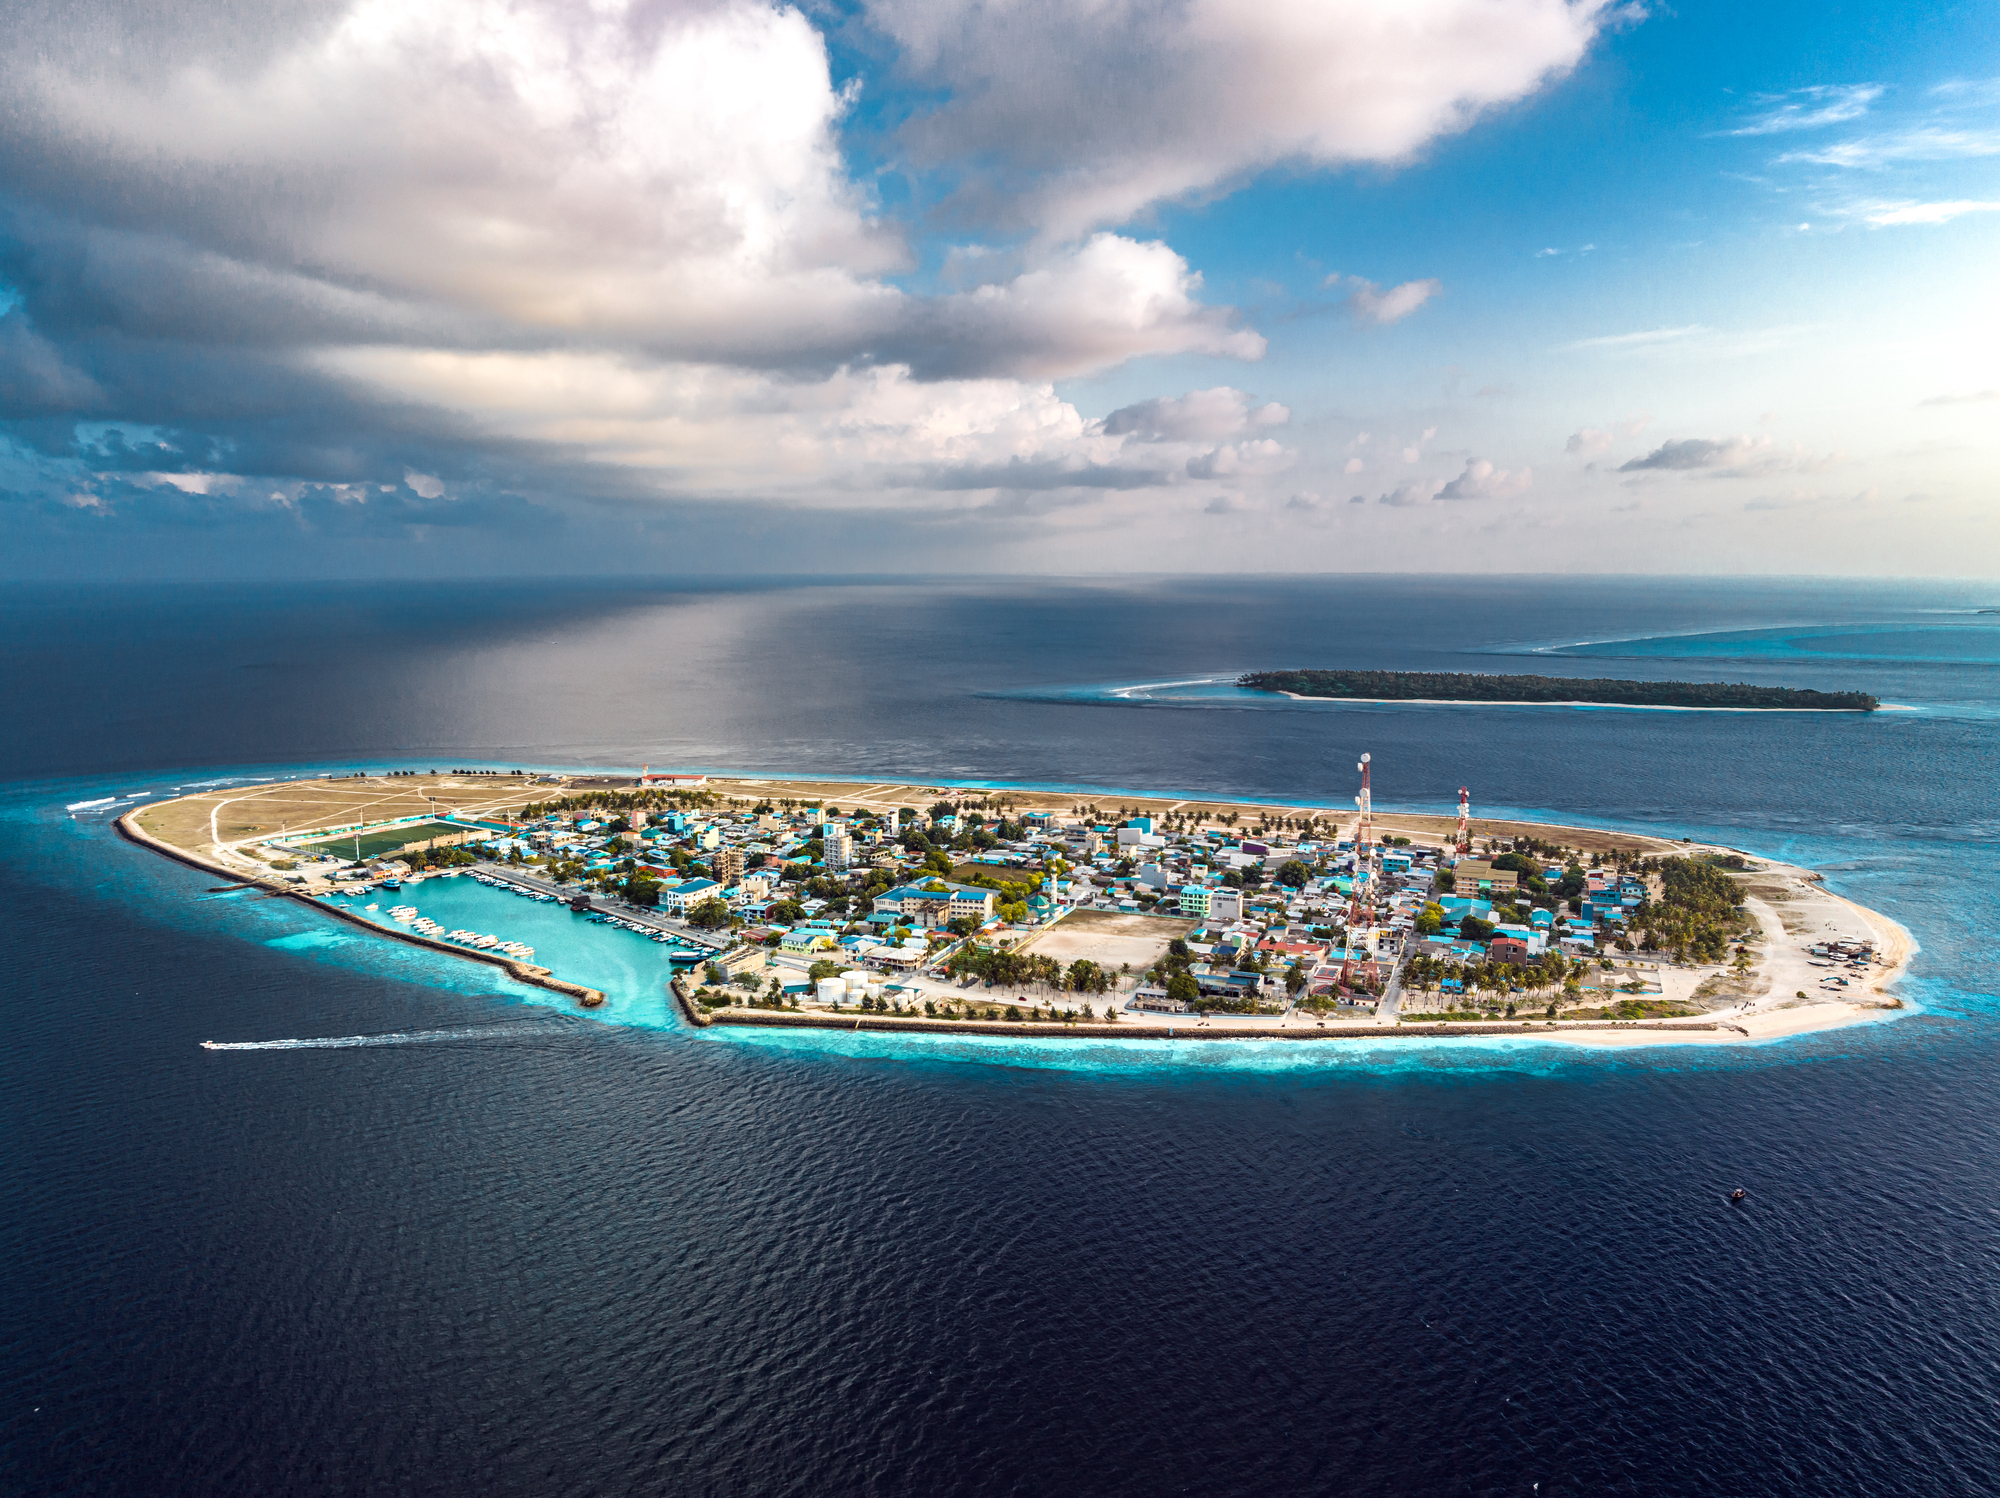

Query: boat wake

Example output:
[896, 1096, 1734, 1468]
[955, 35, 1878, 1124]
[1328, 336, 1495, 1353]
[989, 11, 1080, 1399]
[201, 1025, 556, 1052]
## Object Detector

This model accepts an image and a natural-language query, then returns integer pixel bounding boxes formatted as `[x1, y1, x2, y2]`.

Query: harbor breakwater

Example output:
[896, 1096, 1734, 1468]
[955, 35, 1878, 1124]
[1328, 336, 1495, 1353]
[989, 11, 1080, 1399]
[117, 811, 607, 1009]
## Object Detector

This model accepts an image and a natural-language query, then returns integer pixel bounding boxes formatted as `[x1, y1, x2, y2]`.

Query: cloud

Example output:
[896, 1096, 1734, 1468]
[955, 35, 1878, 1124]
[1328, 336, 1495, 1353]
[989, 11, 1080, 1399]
[0, 313, 105, 414]
[1562, 325, 1708, 352]
[1185, 440, 1292, 479]
[1565, 413, 1650, 454]
[1437, 458, 1532, 500]
[1100, 387, 1288, 441]
[1345, 278, 1443, 325]
[1727, 84, 1883, 136]
[1777, 126, 2000, 168]
[0, 0, 1289, 531]
[874, 0, 1615, 238]
[1855, 199, 2000, 226]
[1358, 456, 1527, 507]
[1619, 436, 1772, 471]
[1919, 389, 2000, 407]
[1343, 457, 1365, 474]
[1374, 478, 1446, 506]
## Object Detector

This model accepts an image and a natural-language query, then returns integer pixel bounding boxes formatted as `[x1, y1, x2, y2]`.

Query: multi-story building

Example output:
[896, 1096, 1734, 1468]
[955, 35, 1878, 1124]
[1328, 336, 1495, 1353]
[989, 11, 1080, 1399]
[824, 822, 853, 871]
[712, 847, 745, 884]
[870, 881, 997, 928]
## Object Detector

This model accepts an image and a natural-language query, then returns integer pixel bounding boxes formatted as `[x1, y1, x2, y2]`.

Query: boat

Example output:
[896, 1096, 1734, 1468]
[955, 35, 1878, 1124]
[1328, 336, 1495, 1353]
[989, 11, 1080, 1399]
[1730, 1188, 1748, 1203]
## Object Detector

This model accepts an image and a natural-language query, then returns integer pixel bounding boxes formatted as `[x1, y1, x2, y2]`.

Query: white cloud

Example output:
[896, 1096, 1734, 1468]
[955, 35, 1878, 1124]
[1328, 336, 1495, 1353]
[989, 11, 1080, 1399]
[1612, 435, 1841, 479]
[1727, 83, 1883, 136]
[1100, 387, 1288, 441]
[1186, 440, 1293, 479]
[1856, 198, 2000, 226]
[1437, 457, 1531, 500]
[1375, 477, 1446, 507]
[874, 0, 1615, 238]
[1565, 412, 1649, 454]
[1343, 457, 1365, 474]
[1777, 126, 2000, 168]
[1562, 325, 1709, 352]
[1346, 278, 1443, 325]
[0, 0, 1291, 515]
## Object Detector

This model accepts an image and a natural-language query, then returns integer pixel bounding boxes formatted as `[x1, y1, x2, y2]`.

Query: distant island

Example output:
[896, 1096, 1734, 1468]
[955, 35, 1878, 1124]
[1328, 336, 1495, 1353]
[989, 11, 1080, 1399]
[1240, 670, 1879, 712]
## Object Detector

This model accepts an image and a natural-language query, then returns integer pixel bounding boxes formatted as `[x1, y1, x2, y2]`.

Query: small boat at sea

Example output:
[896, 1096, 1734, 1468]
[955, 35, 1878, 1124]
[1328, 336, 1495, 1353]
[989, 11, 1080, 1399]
[1730, 1188, 1748, 1203]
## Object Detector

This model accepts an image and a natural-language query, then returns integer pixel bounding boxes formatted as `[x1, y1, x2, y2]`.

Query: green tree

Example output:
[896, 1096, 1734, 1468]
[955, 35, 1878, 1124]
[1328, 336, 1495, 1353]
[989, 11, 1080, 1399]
[1165, 971, 1199, 1007]
[1275, 859, 1311, 889]
[687, 897, 731, 929]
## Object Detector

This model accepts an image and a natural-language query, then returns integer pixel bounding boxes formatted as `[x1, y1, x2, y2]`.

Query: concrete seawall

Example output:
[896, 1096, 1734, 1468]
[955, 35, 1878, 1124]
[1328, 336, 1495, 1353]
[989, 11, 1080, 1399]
[702, 1007, 1719, 1041]
[117, 811, 608, 1009]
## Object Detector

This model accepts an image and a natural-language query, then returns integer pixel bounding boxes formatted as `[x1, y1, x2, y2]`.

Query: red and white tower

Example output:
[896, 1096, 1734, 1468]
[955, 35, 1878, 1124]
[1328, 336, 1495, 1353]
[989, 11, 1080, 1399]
[1354, 752, 1374, 854]
[1455, 787, 1471, 857]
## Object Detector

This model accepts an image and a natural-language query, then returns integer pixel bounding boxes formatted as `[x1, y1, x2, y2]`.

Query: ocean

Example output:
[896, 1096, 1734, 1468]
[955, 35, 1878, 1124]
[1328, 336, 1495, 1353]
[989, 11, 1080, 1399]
[2, 574, 1998, 1496]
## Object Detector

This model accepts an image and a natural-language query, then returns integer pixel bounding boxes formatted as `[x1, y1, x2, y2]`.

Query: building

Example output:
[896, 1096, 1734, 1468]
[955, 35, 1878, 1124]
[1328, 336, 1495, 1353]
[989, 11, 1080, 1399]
[1207, 887, 1244, 922]
[869, 881, 998, 928]
[714, 946, 768, 978]
[1130, 986, 1189, 1013]
[1179, 885, 1211, 918]
[1487, 935, 1531, 964]
[659, 877, 722, 915]
[825, 826, 853, 871]
[1452, 859, 1518, 892]
[712, 847, 745, 884]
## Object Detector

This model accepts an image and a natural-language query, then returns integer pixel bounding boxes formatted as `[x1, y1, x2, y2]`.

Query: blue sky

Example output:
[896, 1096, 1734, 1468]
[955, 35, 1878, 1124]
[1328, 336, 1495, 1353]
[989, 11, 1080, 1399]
[0, 0, 1993, 577]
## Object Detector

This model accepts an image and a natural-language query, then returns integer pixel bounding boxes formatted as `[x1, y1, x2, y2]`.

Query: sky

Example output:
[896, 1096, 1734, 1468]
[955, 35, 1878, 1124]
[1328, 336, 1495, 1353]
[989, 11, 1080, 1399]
[0, 0, 1995, 579]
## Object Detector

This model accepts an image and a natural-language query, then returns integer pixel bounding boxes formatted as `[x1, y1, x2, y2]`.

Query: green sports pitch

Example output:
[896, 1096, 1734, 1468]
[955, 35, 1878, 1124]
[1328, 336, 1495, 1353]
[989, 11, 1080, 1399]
[293, 820, 472, 860]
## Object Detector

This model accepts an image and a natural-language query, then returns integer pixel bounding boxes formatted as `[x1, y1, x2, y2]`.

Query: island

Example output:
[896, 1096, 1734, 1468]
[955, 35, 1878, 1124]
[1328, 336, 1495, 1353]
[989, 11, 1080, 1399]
[113, 764, 1911, 1048]
[1239, 670, 1880, 711]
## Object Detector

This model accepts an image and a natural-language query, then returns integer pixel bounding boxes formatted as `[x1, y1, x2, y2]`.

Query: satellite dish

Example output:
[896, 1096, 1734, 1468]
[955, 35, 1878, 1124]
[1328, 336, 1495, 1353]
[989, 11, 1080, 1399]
[1360, 753, 1371, 764]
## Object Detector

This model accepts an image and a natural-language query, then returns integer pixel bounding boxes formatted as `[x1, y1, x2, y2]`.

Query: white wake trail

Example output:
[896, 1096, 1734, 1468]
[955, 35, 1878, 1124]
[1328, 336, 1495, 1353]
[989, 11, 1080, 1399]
[202, 1025, 554, 1051]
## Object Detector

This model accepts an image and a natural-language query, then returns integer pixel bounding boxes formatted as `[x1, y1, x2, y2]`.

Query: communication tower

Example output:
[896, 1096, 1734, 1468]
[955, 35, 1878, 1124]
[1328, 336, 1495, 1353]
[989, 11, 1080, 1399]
[1341, 752, 1377, 990]
[1455, 787, 1471, 857]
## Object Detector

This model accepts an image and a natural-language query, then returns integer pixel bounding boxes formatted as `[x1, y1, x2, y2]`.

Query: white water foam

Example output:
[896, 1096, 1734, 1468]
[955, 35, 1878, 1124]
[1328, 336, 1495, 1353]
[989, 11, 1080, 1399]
[202, 1025, 553, 1051]
[66, 797, 117, 811]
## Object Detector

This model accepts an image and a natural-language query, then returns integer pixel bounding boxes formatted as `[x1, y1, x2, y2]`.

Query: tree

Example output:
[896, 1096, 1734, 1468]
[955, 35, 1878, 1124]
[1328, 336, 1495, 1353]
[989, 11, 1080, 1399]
[687, 897, 731, 929]
[807, 959, 844, 983]
[1275, 859, 1311, 889]
[1165, 971, 1199, 1007]
[1285, 961, 1306, 998]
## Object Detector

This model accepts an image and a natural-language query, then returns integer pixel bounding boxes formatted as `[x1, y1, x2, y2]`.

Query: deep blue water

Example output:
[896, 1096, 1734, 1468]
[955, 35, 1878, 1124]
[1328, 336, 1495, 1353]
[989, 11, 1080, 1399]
[4, 575, 1999, 1496]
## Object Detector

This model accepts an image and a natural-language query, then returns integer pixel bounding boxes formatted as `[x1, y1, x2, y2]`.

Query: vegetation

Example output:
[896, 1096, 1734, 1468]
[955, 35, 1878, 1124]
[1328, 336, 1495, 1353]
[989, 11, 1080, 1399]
[1629, 856, 1751, 964]
[1240, 669, 1878, 712]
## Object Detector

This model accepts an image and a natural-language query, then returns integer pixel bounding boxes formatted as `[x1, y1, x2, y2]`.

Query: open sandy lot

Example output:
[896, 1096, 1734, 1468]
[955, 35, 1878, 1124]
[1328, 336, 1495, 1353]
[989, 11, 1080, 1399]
[1019, 909, 1196, 972]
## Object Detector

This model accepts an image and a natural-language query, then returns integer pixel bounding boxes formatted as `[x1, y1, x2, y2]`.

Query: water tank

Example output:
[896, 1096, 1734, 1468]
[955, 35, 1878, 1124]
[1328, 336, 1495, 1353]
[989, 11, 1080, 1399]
[815, 977, 847, 1005]
[843, 971, 868, 998]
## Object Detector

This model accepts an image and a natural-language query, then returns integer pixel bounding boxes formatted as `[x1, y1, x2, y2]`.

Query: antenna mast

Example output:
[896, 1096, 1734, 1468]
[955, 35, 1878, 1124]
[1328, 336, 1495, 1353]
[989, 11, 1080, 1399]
[1456, 786, 1471, 857]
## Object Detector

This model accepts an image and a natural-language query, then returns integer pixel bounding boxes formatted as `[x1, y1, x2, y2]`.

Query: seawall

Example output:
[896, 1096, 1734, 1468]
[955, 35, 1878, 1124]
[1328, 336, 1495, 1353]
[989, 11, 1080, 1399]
[701, 1007, 1719, 1041]
[117, 811, 607, 1009]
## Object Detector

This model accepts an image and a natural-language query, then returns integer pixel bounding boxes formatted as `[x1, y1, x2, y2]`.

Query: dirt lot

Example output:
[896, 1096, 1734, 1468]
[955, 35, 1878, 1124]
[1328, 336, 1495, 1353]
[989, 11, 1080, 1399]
[134, 773, 536, 856]
[1020, 909, 1195, 973]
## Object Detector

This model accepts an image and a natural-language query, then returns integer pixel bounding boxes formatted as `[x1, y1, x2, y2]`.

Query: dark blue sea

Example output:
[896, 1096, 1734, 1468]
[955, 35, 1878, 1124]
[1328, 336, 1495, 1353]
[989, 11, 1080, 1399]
[4, 575, 1999, 1496]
